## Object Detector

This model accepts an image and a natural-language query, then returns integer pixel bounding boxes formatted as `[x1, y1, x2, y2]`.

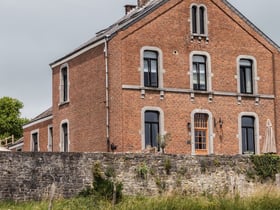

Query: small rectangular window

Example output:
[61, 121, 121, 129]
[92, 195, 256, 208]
[144, 51, 158, 87]
[193, 55, 207, 91]
[32, 132, 38, 152]
[60, 66, 69, 103]
[48, 126, 53, 152]
[62, 123, 68, 152]
[241, 116, 255, 154]
[144, 111, 159, 151]
[240, 59, 253, 94]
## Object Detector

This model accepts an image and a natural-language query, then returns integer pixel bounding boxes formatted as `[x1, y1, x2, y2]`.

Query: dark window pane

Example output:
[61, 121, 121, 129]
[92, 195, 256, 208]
[240, 59, 253, 94]
[145, 123, 151, 147]
[32, 133, 38, 152]
[242, 116, 255, 154]
[199, 7, 205, 34]
[192, 6, 197, 33]
[143, 51, 158, 87]
[61, 67, 68, 101]
[193, 55, 207, 90]
[62, 123, 68, 152]
[145, 111, 159, 150]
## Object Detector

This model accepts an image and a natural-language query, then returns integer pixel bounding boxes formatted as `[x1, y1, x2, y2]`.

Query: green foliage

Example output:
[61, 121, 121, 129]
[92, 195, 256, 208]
[250, 154, 280, 181]
[164, 157, 171, 175]
[79, 162, 123, 204]
[136, 162, 149, 179]
[3, 194, 280, 210]
[0, 96, 29, 139]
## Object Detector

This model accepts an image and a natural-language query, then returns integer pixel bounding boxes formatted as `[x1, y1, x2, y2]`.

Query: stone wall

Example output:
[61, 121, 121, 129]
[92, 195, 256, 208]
[0, 152, 272, 201]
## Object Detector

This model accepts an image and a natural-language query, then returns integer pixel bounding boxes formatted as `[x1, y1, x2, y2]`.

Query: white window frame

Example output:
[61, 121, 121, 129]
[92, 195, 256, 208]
[189, 51, 212, 91]
[238, 112, 260, 155]
[59, 63, 70, 104]
[190, 3, 208, 37]
[47, 125, 53, 152]
[60, 119, 70, 152]
[141, 107, 165, 150]
[140, 46, 164, 88]
[236, 55, 258, 94]
[30, 129, 40, 152]
[191, 109, 214, 155]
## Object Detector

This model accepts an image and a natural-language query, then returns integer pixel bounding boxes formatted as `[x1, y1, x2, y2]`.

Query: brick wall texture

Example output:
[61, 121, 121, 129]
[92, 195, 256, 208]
[23, 0, 280, 155]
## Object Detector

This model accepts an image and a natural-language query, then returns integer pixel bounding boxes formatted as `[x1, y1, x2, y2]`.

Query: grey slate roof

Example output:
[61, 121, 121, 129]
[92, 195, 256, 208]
[27, 107, 52, 124]
[51, 0, 280, 66]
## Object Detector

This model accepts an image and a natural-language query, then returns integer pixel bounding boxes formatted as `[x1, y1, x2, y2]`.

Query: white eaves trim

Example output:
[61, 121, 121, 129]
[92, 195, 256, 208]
[50, 39, 106, 68]
[23, 115, 53, 129]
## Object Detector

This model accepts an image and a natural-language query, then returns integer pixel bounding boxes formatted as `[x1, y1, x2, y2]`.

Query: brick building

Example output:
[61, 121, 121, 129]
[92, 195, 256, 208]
[23, 0, 280, 155]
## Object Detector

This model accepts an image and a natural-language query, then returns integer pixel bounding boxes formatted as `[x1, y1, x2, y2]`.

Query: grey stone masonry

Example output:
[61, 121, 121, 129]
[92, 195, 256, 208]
[0, 152, 272, 201]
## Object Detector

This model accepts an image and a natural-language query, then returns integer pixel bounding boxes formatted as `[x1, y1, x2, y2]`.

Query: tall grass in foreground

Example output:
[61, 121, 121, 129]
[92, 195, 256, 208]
[1, 194, 280, 210]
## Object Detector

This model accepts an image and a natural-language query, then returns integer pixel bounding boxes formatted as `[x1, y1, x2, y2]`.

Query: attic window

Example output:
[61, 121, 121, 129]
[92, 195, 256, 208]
[190, 4, 208, 40]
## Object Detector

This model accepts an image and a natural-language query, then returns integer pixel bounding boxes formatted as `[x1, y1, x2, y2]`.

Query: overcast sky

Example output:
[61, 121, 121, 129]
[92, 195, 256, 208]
[0, 0, 279, 119]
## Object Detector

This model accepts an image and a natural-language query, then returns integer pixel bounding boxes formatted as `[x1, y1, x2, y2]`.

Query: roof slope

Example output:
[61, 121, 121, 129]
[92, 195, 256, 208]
[51, 0, 280, 66]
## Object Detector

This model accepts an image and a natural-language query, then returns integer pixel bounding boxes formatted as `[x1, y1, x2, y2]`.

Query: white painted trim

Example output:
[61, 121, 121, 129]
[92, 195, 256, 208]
[140, 107, 165, 150]
[191, 109, 214, 155]
[238, 112, 260, 155]
[30, 129, 40, 152]
[236, 55, 258, 94]
[60, 119, 70, 152]
[189, 51, 212, 91]
[23, 116, 53, 129]
[8, 142, 24, 150]
[140, 46, 164, 88]
[50, 39, 106, 68]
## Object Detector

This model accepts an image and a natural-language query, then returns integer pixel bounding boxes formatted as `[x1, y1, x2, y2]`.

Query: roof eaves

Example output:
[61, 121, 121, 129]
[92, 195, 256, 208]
[223, 0, 280, 52]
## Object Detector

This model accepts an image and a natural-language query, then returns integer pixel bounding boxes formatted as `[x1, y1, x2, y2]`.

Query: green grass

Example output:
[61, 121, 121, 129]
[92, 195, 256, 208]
[1, 194, 280, 210]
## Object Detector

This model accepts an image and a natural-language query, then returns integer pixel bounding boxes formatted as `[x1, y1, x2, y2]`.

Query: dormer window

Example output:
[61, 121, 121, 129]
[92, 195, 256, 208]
[191, 4, 208, 38]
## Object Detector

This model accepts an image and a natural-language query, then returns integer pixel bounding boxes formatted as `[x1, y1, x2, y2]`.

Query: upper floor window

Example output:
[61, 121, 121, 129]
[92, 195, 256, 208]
[191, 4, 207, 36]
[237, 56, 257, 95]
[239, 59, 253, 94]
[144, 50, 158, 87]
[192, 55, 207, 91]
[60, 64, 69, 103]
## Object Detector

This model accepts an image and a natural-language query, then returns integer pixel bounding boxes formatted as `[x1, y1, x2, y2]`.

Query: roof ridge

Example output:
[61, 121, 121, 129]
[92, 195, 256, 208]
[223, 0, 280, 52]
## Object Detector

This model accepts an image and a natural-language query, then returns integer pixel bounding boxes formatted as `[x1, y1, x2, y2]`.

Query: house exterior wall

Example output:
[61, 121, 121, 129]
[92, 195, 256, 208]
[23, 0, 280, 154]
[23, 118, 52, 152]
[108, 0, 277, 154]
[51, 44, 107, 152]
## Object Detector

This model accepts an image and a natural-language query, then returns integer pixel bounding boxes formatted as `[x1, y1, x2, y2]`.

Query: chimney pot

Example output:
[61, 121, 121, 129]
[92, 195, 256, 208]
[137, 0, 150, 7]
[124, 4, 137, 14]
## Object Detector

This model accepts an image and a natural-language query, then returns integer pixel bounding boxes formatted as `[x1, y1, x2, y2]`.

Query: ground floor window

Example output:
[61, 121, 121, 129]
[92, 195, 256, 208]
[61, 122, 69, 152]
[194, 113, 208, 155]
[32, 132, 38, 152]
[144, 111, 159, 150]
[242, 116, 255, 154]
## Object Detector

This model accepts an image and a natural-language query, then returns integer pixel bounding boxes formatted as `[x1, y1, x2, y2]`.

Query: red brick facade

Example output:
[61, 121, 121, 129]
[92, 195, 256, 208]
[23, 0, 280, 155]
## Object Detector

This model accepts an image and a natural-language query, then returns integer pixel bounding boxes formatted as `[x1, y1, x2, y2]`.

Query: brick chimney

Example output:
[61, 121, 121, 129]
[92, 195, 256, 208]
[124, 4, 137, 14]
[137, 0, 150, 7]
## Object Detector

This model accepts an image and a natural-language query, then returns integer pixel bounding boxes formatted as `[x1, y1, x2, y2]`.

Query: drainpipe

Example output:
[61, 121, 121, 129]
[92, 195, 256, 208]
[272, 53, 278, 151]
[104, 35, 110, 152]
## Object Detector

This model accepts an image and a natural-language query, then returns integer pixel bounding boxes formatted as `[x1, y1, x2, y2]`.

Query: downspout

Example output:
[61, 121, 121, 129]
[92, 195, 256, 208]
[104, 35, 110, 152]
[272, 53, 278, 152]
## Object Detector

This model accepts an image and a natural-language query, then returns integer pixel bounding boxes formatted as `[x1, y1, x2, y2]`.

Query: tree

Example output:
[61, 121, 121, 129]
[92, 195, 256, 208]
[0, 96, 29, 140]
